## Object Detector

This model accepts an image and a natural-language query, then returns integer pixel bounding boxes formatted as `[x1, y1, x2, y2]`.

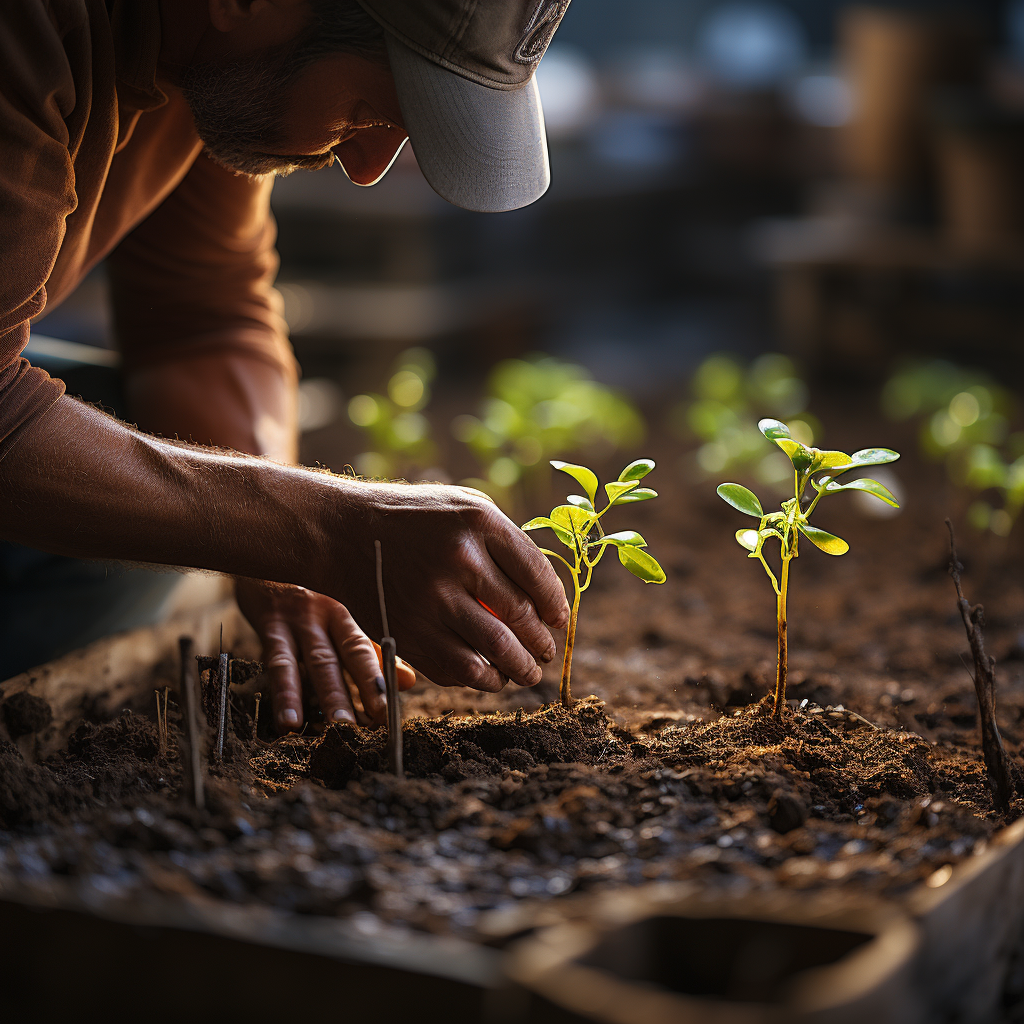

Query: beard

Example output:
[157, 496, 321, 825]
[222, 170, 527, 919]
[178, 53, 335, 177]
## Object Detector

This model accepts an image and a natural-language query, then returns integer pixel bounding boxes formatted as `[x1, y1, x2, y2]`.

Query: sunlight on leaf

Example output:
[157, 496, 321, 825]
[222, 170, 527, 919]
[589, 530, 647, 549]
[617, 545, 667, 583]
[797, 522, 849, 555]
[551, 460, 598, 502]
[615, 487, 658, 503]
[551, 504, 596, 536]
[618, 459, 656, 482]
[522, 516, 576, 549]
[831, 448, 901, 475]
[758, 418, 792, 440]
[605, 479, 640, 505]
[735, 528, 759, 552]
[823, 476, 899, 507]
[567, 494, 595, 512]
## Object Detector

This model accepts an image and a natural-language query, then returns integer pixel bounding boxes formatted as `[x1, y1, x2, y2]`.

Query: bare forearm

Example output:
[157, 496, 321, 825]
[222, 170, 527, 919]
[0, 397, 327, 587]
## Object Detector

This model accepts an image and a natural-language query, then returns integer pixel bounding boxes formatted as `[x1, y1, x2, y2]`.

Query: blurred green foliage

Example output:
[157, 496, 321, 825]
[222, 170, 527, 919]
[347, 348, 437, 478]
[671, 353, 819, 490]
[881, 360, 1024, 536]
[452, 355, 644, 508]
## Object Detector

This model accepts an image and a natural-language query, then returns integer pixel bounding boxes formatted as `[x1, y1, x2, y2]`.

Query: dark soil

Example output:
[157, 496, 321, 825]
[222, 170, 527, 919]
[2, 415, 1023, 940]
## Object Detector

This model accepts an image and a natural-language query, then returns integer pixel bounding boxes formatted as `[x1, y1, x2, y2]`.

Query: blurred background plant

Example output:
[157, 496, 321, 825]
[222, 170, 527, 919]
[881, 360, 1024, 535]
[346, 348, 438, 479]
[451, 355, 645, 513]
[670, 353, 820, 491]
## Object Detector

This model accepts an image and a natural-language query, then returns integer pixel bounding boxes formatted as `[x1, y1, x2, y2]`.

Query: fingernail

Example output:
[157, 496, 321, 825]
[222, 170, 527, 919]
[332, 709, 355, 723]
[281, 709, 299, 728]
[375, 675, 387, 695]
[540, 648, 554, 664]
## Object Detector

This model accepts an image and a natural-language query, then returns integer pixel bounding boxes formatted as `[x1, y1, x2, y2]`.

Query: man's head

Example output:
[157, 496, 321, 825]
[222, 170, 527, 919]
[179, 0, 405, 180]
[172, 0, 571, 210]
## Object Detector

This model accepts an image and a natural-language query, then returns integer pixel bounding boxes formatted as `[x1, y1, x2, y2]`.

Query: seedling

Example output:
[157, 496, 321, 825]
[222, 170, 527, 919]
[523, 459, 666, 707]
[718, 419, 900, 716]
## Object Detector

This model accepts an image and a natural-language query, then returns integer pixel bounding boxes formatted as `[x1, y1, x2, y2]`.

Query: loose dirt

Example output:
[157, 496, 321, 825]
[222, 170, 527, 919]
[1, 414, 1023, 940]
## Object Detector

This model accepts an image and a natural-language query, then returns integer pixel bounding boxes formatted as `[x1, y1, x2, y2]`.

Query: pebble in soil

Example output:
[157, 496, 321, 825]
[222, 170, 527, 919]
[0, 695, 1005, 941]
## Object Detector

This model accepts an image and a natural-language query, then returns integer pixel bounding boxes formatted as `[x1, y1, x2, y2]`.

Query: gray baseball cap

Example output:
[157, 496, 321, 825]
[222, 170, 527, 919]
[357, 0, 571, 213]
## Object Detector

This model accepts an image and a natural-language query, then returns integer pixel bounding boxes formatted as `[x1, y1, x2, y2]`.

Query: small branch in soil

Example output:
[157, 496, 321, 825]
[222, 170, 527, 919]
[252, 692, 261, 741]
[154, 689, 166, 754]
[376, 540, 403, 777]
[946, 519, 1016, 816]
[178, 637, 205, 810]
[215, 652, 229, 761]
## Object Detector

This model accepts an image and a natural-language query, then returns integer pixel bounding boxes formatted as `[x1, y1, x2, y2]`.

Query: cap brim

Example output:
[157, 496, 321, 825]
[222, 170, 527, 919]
[385, 34, 550, 214]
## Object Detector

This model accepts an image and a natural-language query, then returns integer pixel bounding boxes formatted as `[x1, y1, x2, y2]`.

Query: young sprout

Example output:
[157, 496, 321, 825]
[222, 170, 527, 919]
[523, 459, 666, 707]
[718, 419, 900, 717]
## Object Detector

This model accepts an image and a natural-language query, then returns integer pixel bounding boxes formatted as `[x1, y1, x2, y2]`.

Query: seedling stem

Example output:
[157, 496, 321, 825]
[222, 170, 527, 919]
[718, 420, 900, 716]
[524, 459, 666, 707]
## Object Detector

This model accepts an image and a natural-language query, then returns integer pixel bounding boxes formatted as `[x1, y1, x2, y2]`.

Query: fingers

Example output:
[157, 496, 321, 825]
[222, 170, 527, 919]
[473, 575, 557, 666]
[328, 604, 389, 723]
[442, 591, 543, 688]
[295, 618, 359, 726]
[262, 620, 306, 733]
[369, 641, 418, 692]
[484, 509, 570, 629]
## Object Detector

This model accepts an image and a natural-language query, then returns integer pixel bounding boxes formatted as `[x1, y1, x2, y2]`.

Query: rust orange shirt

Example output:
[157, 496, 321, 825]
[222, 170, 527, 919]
[0, 0, 294, 461]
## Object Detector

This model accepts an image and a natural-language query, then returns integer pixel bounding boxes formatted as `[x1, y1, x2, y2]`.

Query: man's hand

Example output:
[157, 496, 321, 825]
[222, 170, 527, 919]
[320, 482, 571, 694]
[235, 578, 415, 732]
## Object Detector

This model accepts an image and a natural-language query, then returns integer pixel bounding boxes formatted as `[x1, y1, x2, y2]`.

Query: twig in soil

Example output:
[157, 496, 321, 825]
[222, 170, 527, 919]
[252, 692, 261, 741]
[178, 637, 205, 810]
[215, 651, 229, 761]
[375, 539, 403, 778]
[154, 689, 166, 754]
[946, 519, 1015, 816]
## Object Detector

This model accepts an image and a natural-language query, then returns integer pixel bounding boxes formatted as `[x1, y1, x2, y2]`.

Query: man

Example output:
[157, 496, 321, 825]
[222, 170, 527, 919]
[0, 0, 572, 731]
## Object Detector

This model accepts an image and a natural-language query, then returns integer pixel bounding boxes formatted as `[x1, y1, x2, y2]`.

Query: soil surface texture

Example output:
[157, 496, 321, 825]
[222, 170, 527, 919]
[2, 412, 1023, 941]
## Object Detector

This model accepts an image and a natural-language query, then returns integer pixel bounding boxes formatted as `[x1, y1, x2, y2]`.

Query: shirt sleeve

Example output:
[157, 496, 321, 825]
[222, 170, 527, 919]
[107, 152, 297, 384]
[0, 4, 76, 462]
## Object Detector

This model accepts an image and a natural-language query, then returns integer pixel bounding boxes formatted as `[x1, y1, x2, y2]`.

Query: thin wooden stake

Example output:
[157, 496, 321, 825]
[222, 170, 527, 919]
[946, 520, 1016, 815]
[215, 652, 230, 761]
[375, 540, 403, 777]
[253, 692, 261, 741]
[155, 690, 166, 754]
[178, 637, 205, 810]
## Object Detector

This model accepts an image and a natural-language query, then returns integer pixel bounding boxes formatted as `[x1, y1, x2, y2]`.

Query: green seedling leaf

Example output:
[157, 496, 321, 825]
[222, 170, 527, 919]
[822, 476, 899, 507]
[772, 436, 814, 472]
[551, 504, 596, 536]
[797, 522, 849, 555]
[830, 448, 901, 476]
[605, 479, 640, 505]
[615, 487, 658, 503]
[617, 545, 667, 583]
[735, 528, 759, 552]
[567, 494, 595, 512]
[618, 459, 655, 482]
[717, 483, 764, 518]
[758, 418, 792, 440]
[811, 449, 854, 471]
[589, 530, 647, 550]
[551, 460, 598, 502]
[522, 516, 575, 549]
